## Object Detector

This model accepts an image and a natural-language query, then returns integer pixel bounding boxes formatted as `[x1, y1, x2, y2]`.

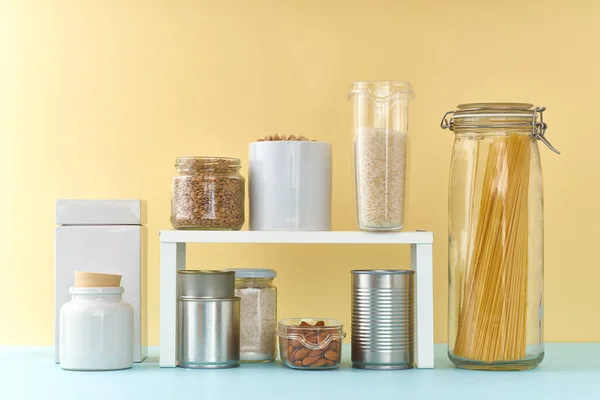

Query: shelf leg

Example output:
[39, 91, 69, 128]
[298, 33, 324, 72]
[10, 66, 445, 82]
[159, 242, 186, 367]
[411, 243, 434, 368]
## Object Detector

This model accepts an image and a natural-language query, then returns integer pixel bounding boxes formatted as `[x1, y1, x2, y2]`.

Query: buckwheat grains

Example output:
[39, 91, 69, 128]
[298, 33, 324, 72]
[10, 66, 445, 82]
[171, 157, 245, 230]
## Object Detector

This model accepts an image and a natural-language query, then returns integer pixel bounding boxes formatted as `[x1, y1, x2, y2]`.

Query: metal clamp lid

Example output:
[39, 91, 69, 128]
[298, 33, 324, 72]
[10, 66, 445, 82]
[440, 104, 560, 154]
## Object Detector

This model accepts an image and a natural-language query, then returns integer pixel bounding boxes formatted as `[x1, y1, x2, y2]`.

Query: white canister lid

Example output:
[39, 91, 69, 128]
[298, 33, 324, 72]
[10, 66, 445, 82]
[226, 269, 277, 279]
[56, 199, 145, 225]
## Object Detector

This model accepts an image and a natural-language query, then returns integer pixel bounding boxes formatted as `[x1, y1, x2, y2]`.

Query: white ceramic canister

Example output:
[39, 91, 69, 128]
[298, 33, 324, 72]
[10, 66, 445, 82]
[60, 287, 133, 371]
[249, 141, 332, 231]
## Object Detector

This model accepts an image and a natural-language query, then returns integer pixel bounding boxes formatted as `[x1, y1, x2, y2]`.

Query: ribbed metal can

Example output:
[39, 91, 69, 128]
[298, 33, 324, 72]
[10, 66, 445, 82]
[351, 270, 415, 370]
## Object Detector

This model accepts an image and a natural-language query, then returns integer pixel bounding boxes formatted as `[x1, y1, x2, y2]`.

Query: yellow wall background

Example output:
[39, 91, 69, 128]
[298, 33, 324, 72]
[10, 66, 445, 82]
[0, 0, 597, 345]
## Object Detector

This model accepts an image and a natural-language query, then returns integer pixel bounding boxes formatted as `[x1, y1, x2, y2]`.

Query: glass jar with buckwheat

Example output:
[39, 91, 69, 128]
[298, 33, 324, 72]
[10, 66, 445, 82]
[171, 157, 245, 230]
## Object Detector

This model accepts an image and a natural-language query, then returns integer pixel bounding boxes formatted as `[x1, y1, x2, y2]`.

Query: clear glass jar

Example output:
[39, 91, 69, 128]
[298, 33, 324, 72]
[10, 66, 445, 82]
[442, 103, 559, 371]
[171, 157, 245, 230]
[348, 81, 415, 231]
[228, 269, 277, 362]
[278, 318, 345, 370]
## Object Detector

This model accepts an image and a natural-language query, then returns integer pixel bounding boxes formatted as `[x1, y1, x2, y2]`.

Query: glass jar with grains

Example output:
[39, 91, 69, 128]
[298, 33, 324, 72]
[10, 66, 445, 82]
[348, 81, 415, 231]
[171, 157, 245, 230]
[227, 269, 277, 362]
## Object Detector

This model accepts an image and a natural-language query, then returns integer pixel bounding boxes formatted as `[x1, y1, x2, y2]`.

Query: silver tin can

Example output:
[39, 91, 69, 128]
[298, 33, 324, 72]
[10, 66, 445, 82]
[351, 270, 415, 370]
[177, 270, 240, 369]
[177, 297, 240, 368]
[178, 270, 235, 299]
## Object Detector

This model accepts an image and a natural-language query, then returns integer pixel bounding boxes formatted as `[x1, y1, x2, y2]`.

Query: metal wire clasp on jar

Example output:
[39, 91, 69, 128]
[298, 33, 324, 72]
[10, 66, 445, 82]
[171, 157, 245, 230]
[351, 270, 415, 370]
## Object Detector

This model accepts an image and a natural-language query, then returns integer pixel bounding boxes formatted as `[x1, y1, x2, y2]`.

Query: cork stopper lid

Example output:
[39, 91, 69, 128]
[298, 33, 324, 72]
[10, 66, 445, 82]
[74, 271, 122, 287]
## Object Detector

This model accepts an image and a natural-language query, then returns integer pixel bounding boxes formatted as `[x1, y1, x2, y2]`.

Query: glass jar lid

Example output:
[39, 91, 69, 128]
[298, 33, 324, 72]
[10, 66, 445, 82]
[440, 102, 560, 154]
[175, 157, 241, 172]
[226, 268, 277, 279]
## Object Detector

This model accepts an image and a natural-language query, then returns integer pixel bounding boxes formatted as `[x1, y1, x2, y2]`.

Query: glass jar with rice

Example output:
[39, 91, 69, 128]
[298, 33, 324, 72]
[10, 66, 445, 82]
[348, 81, 415, 231]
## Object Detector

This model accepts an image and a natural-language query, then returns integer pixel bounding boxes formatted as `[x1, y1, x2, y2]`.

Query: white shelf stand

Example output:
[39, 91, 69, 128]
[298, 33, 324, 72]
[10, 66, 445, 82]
[159, 230, 434, 368]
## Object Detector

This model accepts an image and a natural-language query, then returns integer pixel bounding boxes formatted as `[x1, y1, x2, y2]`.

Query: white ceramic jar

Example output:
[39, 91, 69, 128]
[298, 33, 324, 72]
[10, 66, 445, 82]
[60, 287, 133, 371]
[249, 141, 332, 231]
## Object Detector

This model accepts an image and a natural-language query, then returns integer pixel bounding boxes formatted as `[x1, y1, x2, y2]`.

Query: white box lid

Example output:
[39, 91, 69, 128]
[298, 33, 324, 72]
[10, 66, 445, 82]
[56, 199, 146, 225]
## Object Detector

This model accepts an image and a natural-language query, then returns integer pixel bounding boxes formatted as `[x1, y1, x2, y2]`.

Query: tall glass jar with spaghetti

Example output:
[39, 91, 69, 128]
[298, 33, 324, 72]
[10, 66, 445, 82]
[441, 103, 559, 371]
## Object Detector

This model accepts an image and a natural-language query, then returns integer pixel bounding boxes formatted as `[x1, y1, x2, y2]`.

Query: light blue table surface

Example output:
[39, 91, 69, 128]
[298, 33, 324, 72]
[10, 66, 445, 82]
[2, 344, 599, 400]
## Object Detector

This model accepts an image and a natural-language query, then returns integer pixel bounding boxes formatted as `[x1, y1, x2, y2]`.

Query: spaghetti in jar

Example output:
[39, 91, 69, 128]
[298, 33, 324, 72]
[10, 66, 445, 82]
[441, 103, 559, 371]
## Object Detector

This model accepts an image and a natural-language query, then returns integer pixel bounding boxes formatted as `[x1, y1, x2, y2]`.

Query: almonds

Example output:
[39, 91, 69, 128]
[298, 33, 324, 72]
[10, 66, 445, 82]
[325, 350, 339, 361]
[302, 355, 321, 366]
[282, 320, 342, 369]
[305, 333, 318, 344]
[289, 347, 299, 362]
[294, 348, 309, 361]
[312, 358, 328, 367]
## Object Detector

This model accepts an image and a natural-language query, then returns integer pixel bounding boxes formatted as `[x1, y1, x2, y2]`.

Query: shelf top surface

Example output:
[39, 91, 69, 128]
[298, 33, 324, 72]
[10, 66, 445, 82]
[3, 344, 598, 400]
[159, 230, 434, 244]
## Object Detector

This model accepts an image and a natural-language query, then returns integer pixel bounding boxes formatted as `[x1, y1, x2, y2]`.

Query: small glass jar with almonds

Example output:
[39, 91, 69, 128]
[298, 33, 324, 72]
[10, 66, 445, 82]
[171, 157, 245, 230]
[278, 318, 345, 370]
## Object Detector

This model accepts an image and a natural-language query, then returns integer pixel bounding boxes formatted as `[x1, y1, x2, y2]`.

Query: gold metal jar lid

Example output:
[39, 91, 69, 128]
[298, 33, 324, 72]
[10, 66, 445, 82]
[440, 102, 560, 154]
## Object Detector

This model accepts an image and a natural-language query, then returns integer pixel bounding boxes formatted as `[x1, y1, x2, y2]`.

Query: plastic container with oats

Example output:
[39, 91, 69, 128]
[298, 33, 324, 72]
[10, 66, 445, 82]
[278, 318, 345, 370]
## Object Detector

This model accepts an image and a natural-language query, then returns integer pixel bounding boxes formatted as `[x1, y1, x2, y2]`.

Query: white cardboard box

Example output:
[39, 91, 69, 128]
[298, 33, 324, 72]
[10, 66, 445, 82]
[55, 200, 147, 363]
